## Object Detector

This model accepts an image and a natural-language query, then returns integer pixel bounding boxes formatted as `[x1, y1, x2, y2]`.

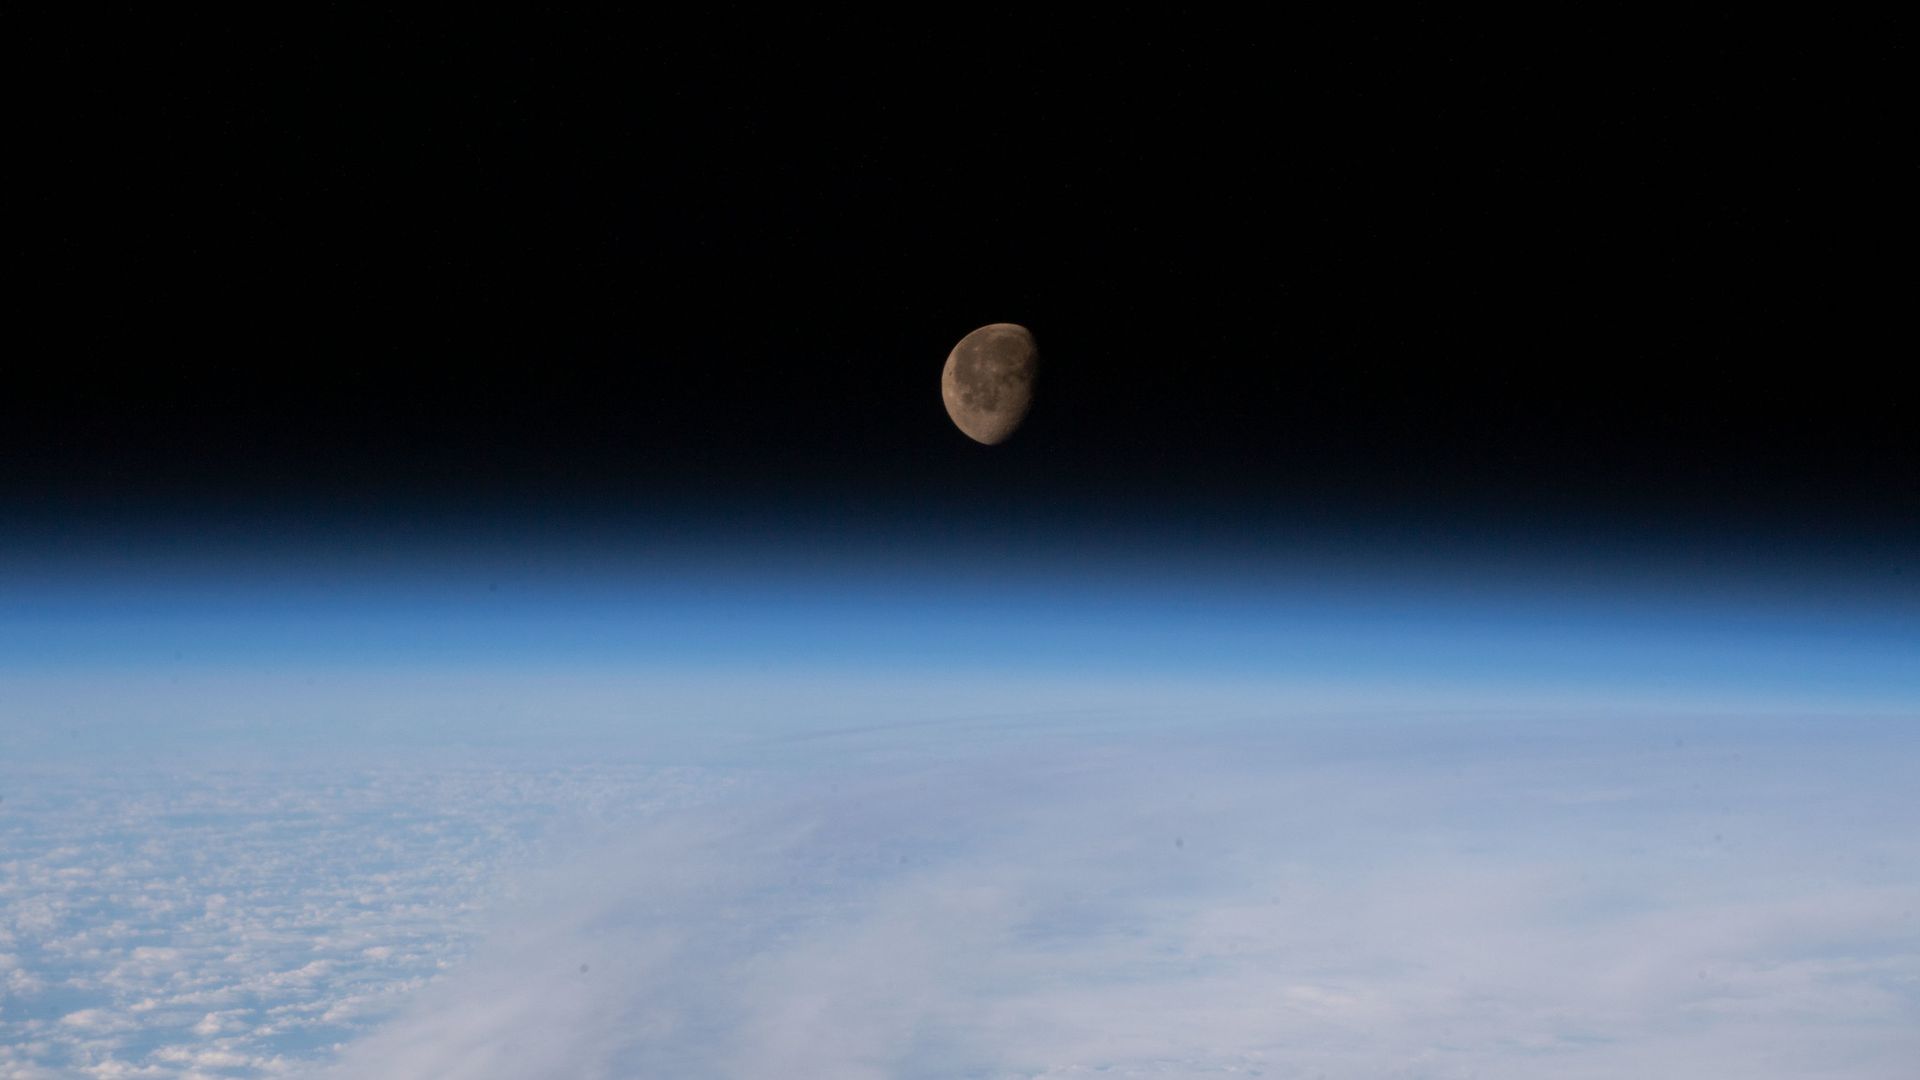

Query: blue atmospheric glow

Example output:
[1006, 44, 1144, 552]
[3, 550, 1914, 709]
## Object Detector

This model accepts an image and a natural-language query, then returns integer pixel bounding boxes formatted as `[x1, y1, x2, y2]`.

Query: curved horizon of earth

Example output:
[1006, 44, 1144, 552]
[2, 555, 1916, 1077]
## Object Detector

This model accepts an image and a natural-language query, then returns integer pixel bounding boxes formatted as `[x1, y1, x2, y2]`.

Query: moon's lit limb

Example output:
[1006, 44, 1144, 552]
[942, 322, 1037, 444]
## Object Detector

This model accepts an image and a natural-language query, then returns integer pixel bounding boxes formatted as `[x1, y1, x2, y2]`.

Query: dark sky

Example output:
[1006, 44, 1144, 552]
[11, 18, 1910, 554]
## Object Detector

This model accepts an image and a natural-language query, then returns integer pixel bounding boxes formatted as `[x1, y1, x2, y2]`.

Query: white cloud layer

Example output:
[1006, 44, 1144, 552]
[0, 755, 714, 1078]
[5, 701, 1916, 1078]
[318, 716, 1920, 1079]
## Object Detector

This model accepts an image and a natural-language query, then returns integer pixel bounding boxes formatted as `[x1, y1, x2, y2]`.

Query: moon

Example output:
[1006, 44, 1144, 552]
[941, 323, 1038, 445]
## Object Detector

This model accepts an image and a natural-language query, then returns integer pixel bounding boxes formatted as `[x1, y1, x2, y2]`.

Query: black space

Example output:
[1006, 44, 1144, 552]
[10, 17, 1911, 547]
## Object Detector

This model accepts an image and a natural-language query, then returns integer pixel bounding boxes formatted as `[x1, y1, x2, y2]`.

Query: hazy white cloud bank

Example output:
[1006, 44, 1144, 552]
[320, 717, 1920, 1079]
[4, 701, 1914, 1078]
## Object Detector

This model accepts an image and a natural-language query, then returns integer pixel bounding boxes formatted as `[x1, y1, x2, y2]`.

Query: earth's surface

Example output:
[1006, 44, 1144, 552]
[3, 559, 1916, 1078]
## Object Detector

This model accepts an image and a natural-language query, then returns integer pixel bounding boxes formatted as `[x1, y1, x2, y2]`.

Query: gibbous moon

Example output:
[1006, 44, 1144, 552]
[941, 322, 1038, 445]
